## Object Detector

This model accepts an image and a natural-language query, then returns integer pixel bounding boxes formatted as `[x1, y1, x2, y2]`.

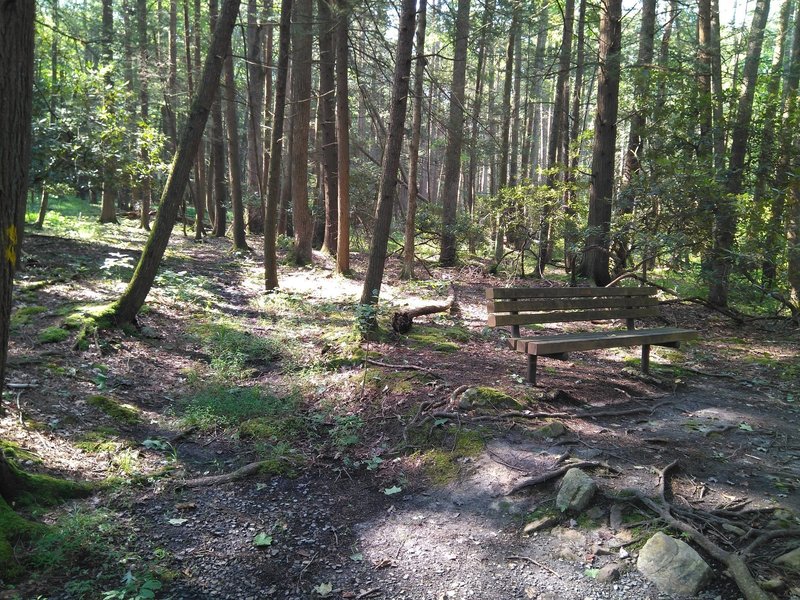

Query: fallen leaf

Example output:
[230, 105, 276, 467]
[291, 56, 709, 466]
[584, 568, 600, 579]
[383, 485, 402, 495]
[313, 582, 333, 597]
[168, 518, 188, 526]
[253, 533, 273, 547]
[739, 422, 754, 432]
[350, 552, 364, 562]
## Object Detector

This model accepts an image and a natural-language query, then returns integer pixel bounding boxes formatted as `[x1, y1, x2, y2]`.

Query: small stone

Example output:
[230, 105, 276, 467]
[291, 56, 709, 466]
[556, 468, 597, 513]
[775, 547, 800, 571]
[637, 532, 712, 596]
[609, 504, 624, 530]
[596, 563, 620, 583]
[759, 577, 785, 592]
[523, 515, 559, 534]
[535, 421, 566, 438]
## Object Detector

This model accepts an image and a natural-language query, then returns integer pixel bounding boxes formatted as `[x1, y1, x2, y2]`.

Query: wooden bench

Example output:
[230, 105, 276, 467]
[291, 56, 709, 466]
[486, 286, 698, 385]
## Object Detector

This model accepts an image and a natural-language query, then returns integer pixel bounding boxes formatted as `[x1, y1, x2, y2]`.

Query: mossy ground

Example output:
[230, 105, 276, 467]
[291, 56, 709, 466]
[458, 386, 525, 410]
[87, 395, 141, 424]
[412, 428, 486, 486]
[405, 324, 471, 353]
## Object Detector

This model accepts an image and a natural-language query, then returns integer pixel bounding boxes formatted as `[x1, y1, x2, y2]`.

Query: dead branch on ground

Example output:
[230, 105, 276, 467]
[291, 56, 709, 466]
[391, 283, 457, 333]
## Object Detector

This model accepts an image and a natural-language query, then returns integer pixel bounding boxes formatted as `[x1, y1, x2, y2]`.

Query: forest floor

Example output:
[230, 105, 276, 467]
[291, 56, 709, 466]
[1, 218, 800, 600]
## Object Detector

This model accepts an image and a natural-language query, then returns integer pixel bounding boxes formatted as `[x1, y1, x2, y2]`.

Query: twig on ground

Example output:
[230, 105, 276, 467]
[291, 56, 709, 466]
[506, 555, 561, 577]
[356, 588, 383, 599]
[181, 461, 269, 487]
[365, 359, 440, 377]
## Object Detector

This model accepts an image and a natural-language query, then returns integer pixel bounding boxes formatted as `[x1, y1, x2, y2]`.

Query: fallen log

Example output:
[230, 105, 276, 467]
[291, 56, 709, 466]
[392, 284, 457, 333]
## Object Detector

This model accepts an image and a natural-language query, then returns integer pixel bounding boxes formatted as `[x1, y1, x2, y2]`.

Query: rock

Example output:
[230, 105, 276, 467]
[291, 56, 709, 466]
[556, 468, 597, 513]
[523, 515, 559, 534]
[586, 505, 605, 521]
[596, 563, 621, 583]
[534, 421, 566, 438]
[775, 546, 800, 571]
[759, 577, 785, 592]
[609, 504, 624, 530]
[458, 387, 523, 411]
[637, 532, 712, 596]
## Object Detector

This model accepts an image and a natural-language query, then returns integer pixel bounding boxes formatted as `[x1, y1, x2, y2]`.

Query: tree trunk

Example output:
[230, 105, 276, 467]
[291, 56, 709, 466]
[764, 0, 800, 286]
[264, 0, 292, 289]
[335, 0, 351, 274]
[112, 0, 242, 324]
[137, 0, 153, 231]
[540, 0, 574, 276]
[99, 0, 118, 224]
[246, 0, 266, 234]
[223, 53, 250, 250]
[709, 0, 771, 306]
[290, 0, 314, 265]
[580, 0, 622, 286]
[564, 0, 586, 275]
[359, 0, 416, 309]
[0, 0, 35, 396]
[438, 0, 470, 267]
[210, 0, 228, 237]
[401, 0, 428, 280]
[493, 9, 517, 267]
[615, 0, 655, 273]
[183, 0, 205, 240]
[318, 0, 338, 256]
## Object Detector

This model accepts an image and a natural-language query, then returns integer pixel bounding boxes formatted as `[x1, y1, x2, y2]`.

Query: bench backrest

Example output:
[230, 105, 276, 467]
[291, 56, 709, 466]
[486, 286, 660, 330]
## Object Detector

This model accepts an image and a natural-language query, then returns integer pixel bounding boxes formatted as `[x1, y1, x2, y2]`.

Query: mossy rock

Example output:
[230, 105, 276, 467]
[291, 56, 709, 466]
[87, 395, 141, 424]
[532, 421, 567, 438]
[458, 386, 524, 411]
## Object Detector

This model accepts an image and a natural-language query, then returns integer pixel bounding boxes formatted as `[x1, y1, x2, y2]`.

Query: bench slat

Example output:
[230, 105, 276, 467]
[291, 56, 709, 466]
[489, 307, 660, 327]
[486, 286, 656, 300]
[490, 296, 659, 313]
[511, 328, 697, 355]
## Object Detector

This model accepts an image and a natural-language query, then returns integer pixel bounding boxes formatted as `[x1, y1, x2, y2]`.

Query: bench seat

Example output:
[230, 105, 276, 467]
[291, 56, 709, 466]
[509, 327, 698, 355]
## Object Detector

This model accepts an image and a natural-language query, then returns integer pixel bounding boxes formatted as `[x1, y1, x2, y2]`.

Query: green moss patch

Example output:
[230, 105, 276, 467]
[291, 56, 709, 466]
[181, 385, 298, 430]
[416, 429, 486, 486]
[11, 305, 47, 328]
[458, 386, 524, 411]
[75, 429, 125, 453]
[357, 368, 431, 394]
[188, 319, 281, 380]
[406, 324, 471, 353]
[38, 326, 70, 344]
[87, 395, 141, 424]
[0, 440, 42, 464]
[239, 415, 307, 442]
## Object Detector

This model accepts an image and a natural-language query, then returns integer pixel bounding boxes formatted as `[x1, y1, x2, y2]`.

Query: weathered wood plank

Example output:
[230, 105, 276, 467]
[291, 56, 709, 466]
[489, 307, 660, 327]
[486, 287, 655, 300]
[515, 328, 697, 355]
[490, 296, 659, 313]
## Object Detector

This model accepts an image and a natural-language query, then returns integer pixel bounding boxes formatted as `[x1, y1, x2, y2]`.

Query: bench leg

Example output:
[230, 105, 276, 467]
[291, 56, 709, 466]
[527, 354, 538, 385]
[642, 345, 651, 374]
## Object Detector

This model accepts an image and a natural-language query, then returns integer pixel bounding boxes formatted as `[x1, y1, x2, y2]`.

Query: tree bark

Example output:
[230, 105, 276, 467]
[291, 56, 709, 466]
[264, 0, 293, 289]
[709, 0, 771, 306]
[540, 0, 574, 276]
[401, 0, 428, 280]
[223, 53, 250, 250]
[579, 0, 622, 286]
[318, 0, 338, 256]
[335, 0, 351, 274]
[210, 0, 228, 237]
[112, 0, 243, 324]
[99, 0, 119, 224]
[138, 0, 153, 231]
[359, 0, 416, 309]
[246, 0, 266, 234]
[0, 0, 35, 396]
[438, 0, 470, 267]
[564, 0, 585, 275]
[290, 0, 314, 265]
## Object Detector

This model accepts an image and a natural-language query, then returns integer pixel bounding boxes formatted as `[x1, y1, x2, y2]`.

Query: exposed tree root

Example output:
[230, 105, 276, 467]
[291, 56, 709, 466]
[365, 359, 440, 377]
[507, 460, 619, 495]
[182, 461, 267, 487]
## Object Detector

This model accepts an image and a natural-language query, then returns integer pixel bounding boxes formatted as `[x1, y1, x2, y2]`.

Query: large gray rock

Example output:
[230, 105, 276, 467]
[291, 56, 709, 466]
[775, 546, 800, 571]
[637, 532, 712, 596]
[556, 468, 597, 513]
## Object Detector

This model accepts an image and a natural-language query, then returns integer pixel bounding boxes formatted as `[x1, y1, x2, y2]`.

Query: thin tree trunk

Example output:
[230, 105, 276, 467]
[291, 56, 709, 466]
[579, 0, 622, 286]
[710, 0, 771, 306]
[335, 0, 351, 274]
[290, 0, 314, 265]
[401, 0, 427, 279]
[223, 53, 249, 250]
[318, 0, 338, 255]
[112, 0, 242, 324]
[540, 0, 574, 276]
[439, 0, 471, 266]
[247, 0, 266, 233]
[359, 0, 416, 309]
[99, 0, 118, 224]
[183, 0, 205, 239]
[264, 0, 292, 289]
